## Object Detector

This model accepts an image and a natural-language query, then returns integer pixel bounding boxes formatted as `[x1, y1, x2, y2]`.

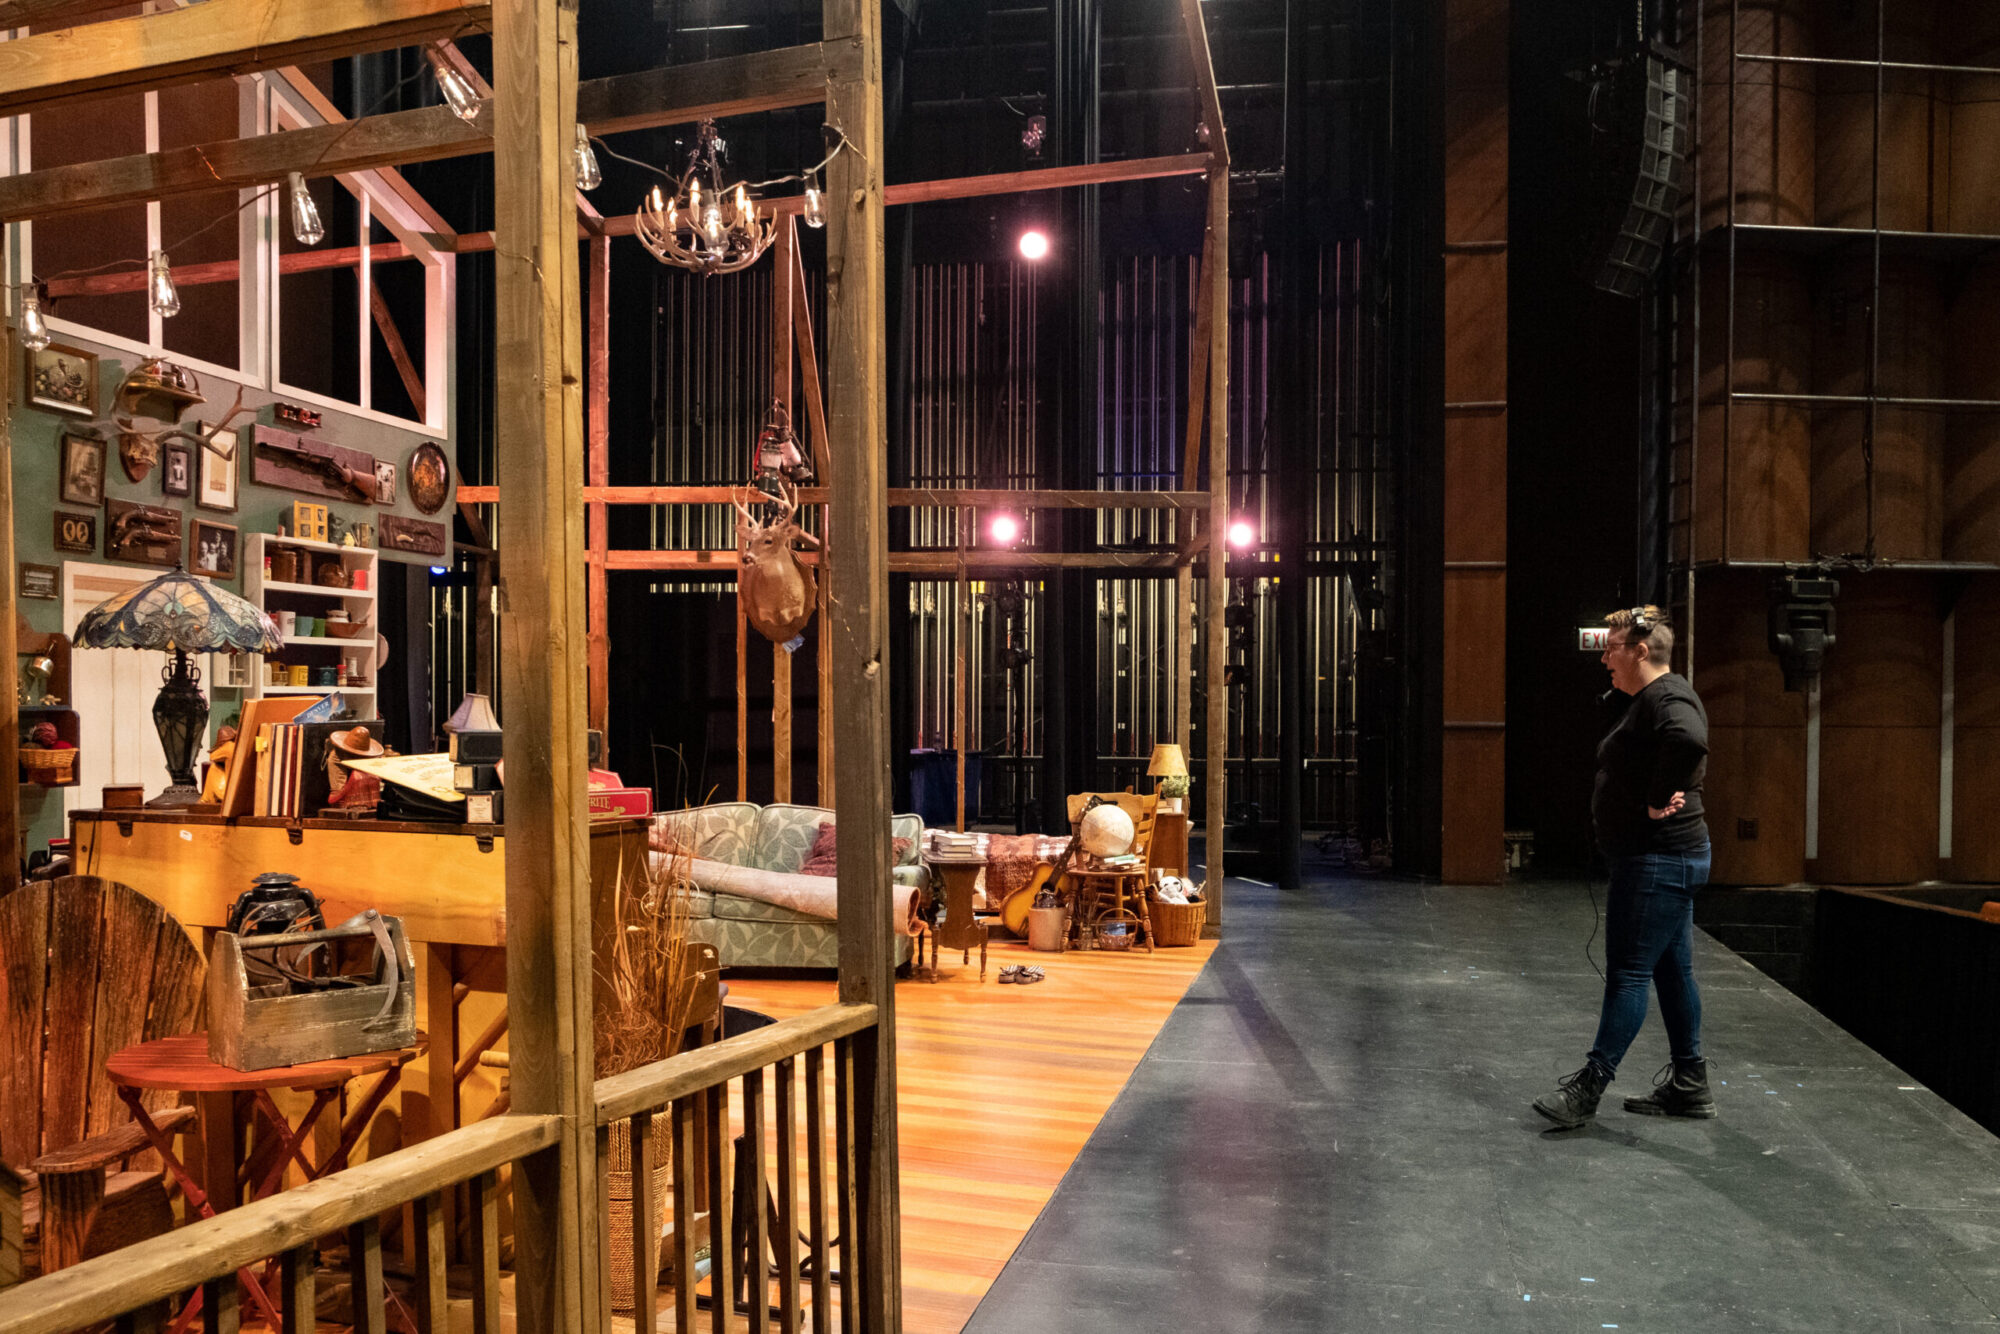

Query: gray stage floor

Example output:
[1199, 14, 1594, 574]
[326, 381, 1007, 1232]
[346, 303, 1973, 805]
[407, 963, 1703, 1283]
[964, 874, 2000, 1333]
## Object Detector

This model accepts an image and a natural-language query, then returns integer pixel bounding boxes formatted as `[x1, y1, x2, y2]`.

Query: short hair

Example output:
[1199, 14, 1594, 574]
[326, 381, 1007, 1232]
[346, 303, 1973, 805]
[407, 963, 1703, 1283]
[1606, 604, 1674, 666]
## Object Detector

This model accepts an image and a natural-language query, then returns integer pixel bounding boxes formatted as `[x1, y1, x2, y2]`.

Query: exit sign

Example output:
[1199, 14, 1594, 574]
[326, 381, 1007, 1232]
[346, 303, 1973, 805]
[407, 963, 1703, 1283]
[1577, 627, 1609, 651]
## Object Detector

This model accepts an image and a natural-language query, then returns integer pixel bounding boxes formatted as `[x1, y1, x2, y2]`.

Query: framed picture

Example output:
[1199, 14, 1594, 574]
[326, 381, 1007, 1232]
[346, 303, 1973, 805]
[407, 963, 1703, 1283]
[58, 430, 106, 506]
[52, 510, 96, 554]
[373, 458, 396, 506]
[26, 342, 98, 417]
[161, 442, 192, 497]
[18, 563, 58, 600]
[197, 428, 238, 512]
[408, 441, 449, 515]
[189, 518, 239, 579]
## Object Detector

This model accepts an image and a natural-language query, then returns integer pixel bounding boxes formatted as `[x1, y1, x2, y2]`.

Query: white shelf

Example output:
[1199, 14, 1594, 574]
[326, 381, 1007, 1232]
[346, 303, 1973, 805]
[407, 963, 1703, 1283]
[262, 685, 376, 695]
[263, 535, 374, 556]
[282, 634, 372, 647]
[262, 580, 374, 599]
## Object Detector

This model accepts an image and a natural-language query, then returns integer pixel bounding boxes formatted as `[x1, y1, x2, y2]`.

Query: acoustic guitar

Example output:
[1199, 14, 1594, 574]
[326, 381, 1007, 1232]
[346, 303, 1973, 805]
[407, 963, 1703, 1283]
[998, 862, 1056, 938]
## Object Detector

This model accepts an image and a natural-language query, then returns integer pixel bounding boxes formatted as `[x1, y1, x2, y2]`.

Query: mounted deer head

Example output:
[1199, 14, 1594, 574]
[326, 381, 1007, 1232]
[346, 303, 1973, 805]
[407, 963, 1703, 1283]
[734, 482, 818, 644]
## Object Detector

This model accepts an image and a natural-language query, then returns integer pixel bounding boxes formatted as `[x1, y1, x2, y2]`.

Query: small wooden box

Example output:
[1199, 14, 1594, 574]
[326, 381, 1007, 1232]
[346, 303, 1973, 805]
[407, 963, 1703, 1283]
[208, 915, 417, 1071]
[100, 784, 145, 809]
[288, 502, 328, 545]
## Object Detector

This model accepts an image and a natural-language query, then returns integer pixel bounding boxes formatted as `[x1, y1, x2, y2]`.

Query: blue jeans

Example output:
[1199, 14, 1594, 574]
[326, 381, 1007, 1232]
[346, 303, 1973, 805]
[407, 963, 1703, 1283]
[1587, 846, 1711, 1077]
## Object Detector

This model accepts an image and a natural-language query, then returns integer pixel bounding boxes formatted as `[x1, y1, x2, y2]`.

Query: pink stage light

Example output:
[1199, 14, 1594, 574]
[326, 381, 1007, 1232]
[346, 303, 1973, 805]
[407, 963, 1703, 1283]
[1227, 519, 1256, 549]
[989, 513, 1022, 546]
[1017, 229, 1051, 261]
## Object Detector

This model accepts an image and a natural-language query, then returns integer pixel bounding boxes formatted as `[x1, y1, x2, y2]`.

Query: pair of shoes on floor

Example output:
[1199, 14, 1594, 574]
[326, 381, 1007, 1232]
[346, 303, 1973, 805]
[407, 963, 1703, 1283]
[998, 964, 1045, 985]
[1534, 1057, 1717, 1129]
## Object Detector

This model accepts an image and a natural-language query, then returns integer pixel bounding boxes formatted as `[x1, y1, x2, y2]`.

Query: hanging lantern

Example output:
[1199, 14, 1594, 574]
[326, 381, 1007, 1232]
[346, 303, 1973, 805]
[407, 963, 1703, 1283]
[633, 119, 776, 275]
[752, 400, 812, 491]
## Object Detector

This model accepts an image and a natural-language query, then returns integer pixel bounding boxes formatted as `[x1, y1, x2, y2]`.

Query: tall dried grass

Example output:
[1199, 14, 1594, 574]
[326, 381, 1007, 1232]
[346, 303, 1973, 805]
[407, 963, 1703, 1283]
[595, 836, 701, 1079]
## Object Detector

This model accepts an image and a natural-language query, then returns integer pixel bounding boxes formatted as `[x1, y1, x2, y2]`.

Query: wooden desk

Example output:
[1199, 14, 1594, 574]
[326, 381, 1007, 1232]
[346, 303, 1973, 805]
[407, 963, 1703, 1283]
[70, 812, 647, 1161]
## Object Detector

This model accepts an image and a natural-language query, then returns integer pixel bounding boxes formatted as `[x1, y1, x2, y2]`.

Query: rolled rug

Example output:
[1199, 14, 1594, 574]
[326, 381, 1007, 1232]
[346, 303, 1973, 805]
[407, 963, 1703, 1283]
[656, 853, 926, 935]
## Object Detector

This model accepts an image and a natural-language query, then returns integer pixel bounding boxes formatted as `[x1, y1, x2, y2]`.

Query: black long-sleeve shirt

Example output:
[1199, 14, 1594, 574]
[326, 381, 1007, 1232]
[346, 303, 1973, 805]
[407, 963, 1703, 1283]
[1592, 672, 1710, 856]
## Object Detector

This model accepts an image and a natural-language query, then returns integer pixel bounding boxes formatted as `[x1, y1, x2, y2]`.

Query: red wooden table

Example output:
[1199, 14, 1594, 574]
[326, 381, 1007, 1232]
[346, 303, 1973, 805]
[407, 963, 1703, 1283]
[106, 1034, 422, 1332]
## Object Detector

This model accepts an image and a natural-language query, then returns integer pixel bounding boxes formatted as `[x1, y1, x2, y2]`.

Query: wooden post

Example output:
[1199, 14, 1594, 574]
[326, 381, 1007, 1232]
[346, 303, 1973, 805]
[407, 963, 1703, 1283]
[1175, 559, 1194, 745]
[737, 595, 749, 802]
[823, 0, 901, 1326]
[773, 218, 795, 804]
[0, 330, 17, 899]
[587, 234, 611, 739]
[492, 3, 601, 1332]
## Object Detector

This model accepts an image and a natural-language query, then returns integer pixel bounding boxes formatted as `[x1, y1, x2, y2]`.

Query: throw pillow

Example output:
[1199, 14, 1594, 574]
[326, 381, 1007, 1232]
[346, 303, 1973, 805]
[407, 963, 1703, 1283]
[799, 821, 913, 877]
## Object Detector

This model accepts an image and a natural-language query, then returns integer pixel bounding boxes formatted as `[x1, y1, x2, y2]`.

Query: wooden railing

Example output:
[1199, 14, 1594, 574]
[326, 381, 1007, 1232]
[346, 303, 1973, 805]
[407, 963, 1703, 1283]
[594, 1002, 880, 1334]
[0, 1113, 559, 1334]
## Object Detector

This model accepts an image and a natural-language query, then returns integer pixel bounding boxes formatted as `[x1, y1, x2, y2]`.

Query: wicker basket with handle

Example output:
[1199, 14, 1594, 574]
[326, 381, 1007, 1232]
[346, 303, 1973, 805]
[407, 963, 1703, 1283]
[1148, 897, 1206, 947]
[20, 748, 76, 784]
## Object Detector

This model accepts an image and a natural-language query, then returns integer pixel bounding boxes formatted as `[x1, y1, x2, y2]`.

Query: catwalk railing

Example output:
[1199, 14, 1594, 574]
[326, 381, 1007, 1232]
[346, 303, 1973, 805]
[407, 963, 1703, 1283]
[0, 1001, 880, 1334]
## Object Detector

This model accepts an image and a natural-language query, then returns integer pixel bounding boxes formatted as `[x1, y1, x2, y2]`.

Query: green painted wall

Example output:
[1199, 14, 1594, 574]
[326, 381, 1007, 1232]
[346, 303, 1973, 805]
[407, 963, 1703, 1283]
[12, 332, 451, 859]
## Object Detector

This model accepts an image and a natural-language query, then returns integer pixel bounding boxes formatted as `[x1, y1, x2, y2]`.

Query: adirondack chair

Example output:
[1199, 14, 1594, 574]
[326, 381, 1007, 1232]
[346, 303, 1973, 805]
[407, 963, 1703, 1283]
[0, 876, 205, 1282]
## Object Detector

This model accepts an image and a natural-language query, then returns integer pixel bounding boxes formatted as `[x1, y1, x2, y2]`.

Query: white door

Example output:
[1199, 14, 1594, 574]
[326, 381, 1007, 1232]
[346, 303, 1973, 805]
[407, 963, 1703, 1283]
[61, 563, 181, 816]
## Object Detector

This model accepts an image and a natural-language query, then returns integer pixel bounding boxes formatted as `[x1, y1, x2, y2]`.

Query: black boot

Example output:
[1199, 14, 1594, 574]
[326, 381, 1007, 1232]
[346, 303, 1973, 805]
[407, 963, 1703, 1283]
[1534, 1061, 1612, 1129]
[1623, 1058, 1717, 1118]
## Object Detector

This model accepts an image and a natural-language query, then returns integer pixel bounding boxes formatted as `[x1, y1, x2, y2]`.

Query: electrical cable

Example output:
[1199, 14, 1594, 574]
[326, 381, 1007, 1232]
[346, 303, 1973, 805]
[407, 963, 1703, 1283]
[1583, 864, 1605, 980]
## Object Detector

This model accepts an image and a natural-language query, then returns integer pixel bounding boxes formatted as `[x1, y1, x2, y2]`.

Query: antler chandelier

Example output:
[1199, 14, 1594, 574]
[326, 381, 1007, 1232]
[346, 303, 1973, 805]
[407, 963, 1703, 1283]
[635, 119, 776, 275]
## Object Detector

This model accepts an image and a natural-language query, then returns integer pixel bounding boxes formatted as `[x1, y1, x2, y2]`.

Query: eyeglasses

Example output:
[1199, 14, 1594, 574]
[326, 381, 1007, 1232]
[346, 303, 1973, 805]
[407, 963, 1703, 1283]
[1602, 637, 1640, 654]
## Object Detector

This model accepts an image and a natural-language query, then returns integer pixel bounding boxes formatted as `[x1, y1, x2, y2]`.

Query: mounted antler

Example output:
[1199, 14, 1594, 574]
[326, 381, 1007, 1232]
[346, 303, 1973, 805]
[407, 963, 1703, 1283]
[161, 386, 250, 462]
[735, 482, 817, 643]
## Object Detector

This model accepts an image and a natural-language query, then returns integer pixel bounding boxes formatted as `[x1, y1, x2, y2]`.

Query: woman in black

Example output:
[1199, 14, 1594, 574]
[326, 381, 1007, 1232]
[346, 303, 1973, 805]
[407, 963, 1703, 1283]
[1534, 605, 1715, 1129]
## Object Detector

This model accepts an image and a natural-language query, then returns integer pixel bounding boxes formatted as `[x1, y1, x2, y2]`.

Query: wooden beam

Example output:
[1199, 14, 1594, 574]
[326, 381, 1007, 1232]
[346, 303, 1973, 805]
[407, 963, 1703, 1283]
[793, 241, 831, 488]
[492, 1, 599, 1333]
[266, 65, 452, 238]
[892, 551, 1186, 573]
[1179, 0, 1229, 159]
[367, 280, 426, 419]
[577, 40, 856, 136]
[455, 484, 1211, 510]
[823, 0, 902, 1329]
[887, 152, 1209, 207]
[0, 106, 490, 225]
[0, 0, 493, 117]
[44, 241, 421, 300]
[1181, 232, 1215, 491]
[432, 39, 601, 234]
[736, 594, 749, 801]
[586, 236, 611, 739]
[0, 0, 135, 30]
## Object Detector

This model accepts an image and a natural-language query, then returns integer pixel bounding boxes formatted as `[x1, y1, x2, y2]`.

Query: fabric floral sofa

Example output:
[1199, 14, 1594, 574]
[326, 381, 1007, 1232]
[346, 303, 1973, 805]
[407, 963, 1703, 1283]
[653, 802, 928, 969]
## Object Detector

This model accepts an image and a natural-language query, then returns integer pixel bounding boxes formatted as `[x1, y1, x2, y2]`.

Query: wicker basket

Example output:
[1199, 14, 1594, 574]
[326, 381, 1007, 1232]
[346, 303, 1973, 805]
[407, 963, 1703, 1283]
[20, 748, 75, 784]
[606, 1116, 674, 1310]
[1149, 898, 1206, 947]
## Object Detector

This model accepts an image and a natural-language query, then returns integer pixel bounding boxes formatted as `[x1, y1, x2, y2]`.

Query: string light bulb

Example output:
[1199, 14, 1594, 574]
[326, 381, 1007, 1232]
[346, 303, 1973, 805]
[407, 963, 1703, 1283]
[148, 250, 180, 319]
[573, 126, 601, 191]
[18, 285, 50, 351]
[287, 172, 324, 246]
[427, 46, 481, 123]
[802, 180, 825, 229]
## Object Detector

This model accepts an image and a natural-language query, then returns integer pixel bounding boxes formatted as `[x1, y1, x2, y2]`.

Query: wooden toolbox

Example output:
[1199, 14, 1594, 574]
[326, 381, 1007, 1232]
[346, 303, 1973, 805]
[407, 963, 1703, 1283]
[207, 912, 417, 1071]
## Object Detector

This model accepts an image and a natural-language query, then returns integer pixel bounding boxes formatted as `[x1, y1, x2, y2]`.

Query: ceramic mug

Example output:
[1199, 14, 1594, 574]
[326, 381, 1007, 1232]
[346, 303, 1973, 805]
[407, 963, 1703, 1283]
[275, 610, 297, 637]
[311, 666, 337, 687]
[288, 665, 310, 687]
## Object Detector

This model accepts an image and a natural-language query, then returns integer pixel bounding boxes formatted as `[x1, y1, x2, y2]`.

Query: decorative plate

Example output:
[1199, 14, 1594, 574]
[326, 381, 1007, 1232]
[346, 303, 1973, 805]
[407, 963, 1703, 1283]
[408, 441, 450, 515]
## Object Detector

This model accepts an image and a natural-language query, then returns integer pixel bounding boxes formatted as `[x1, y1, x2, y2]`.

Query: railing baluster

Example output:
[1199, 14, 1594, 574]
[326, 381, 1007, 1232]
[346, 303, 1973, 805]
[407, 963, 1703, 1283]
[201, 1276, 239, 1334]
[348, 1217, 385, 1334]
[806, 1045, 830, 1334]
[834, 1037, 860, 1334]
[705, 1080, 732, 1334]
[414, 1192, 449, 1333]
[775, 1056, 801, 1334]
[744, 1068, 769, 1334]
[671, 1096, 699, 1334]
[631, 1110, 659, 1334]
[595, 1121, 614, 1323]
[469, 1169, 502, 1334]
[115, 1300, 164, 1333]
[281, 1243, 316, 1334]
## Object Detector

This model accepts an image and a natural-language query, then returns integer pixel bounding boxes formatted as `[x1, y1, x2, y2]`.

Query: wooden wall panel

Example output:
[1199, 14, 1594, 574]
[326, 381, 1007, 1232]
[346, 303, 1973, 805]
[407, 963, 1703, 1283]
[1950, 576, 2000, 730]
[1443, 413, 1506, 563]
[1695, 253, 1812, 563]
[1442, 730, 1504, 884]
[1693, 568, 1808, 729]
[1817, 573, 1942, 730]
[1704, 724, 1807, 885]
[1443, 569, 1504, 724]
[1698, 0, 1815, 229]
[1949, 727, 2000, 881]
[1944, 262, 2000, 562]
[1443, 252, 1506, 404]
[1813, 725, 1939, 883]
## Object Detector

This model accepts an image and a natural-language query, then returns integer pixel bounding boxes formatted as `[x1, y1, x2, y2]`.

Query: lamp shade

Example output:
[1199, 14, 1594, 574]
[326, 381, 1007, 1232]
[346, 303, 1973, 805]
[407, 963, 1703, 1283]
[73, 567, 280, 654]
[445, 692, 500, 733]
[1147, 743, 1188, 778]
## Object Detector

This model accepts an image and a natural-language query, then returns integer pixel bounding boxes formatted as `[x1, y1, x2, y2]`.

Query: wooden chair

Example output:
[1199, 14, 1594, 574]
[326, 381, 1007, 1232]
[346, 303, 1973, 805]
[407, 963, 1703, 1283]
[1063, 792, 1161, 950]
[0, 876, 205, 1281]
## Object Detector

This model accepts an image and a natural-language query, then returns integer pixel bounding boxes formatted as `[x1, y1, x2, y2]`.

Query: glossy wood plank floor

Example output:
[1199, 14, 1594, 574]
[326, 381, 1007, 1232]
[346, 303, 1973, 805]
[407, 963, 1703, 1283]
[727, 935, 1218, 1333]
